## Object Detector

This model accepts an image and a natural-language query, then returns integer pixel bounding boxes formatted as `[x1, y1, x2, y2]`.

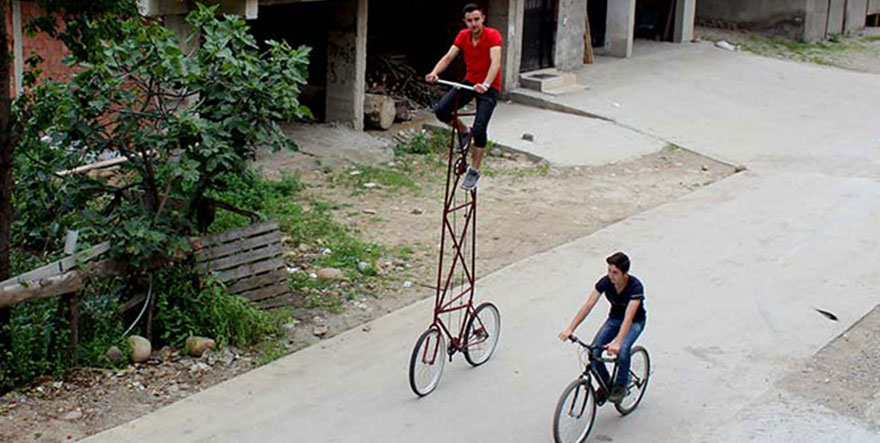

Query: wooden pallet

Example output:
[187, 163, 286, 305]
[195, 220, 289, 307]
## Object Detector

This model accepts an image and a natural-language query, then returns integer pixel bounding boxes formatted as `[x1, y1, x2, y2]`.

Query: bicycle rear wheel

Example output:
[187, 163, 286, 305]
[409, 328, 447, 397]
[552, 377, 597, 443]
[463, 302, 501, 366]
[614, 346, 650, 415]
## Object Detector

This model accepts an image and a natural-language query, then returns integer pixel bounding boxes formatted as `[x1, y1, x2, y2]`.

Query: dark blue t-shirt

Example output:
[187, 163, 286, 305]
[595, 275, 646, 322]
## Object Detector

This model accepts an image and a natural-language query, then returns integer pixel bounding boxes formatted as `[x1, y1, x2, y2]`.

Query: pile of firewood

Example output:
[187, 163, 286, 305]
[366, 53, 445, 108]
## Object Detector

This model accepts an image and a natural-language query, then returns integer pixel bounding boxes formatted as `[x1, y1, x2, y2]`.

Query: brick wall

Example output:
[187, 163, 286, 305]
[5, 1, 73, 96]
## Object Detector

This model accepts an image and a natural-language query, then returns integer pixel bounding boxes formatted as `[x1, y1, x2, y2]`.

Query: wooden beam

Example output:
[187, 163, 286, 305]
[0, 241, 110, 287]
[0, 272, 84, 309]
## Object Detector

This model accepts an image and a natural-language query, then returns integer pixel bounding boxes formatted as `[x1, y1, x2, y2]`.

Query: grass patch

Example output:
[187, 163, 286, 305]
[395, 244, 416, 261]
[335, 165, 420, 194]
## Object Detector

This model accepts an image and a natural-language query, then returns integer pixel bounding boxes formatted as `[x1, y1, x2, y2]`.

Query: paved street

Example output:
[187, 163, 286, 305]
[86, 41, 880, 442]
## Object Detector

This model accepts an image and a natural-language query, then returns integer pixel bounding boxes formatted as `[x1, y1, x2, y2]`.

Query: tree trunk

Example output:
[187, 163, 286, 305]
[0, 1, 15, 366]
[363, 93, 395, 130]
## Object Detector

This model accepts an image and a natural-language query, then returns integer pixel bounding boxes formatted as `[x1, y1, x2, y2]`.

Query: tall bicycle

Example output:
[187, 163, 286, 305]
[408, 79, 501, 397]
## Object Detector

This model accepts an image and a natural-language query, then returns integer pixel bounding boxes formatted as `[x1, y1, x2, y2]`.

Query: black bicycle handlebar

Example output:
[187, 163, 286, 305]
[567, 334, 617, 363]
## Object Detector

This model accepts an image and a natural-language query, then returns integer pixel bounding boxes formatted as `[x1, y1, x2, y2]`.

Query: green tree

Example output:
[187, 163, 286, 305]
[15, 4, 311, 261]
[1, 0, 139, 381]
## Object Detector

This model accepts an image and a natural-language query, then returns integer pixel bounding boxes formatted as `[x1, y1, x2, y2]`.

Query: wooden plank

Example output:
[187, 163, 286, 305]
[0, 241, 110, 287]
[213, 258, 285, 284]
[196, 230, 281, 262]
[57, 156, 129, 177]
[118, 293, 147, 313]
[227, 268, 288, 295]
[199, 221, 279, 248]
[70, 294, 81, 364]
[240, 283, 289, 303]
[0, 272, 84, 309]
[255, 295, 294, 309]
[584, 3, 594, 64]
[197, 243, 281, 273]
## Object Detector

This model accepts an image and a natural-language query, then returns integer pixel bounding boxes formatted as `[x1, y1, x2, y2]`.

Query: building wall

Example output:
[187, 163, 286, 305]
[697, 0, 808, 40]
[870, 0, 880, 13]
[699, 0, 870, 41]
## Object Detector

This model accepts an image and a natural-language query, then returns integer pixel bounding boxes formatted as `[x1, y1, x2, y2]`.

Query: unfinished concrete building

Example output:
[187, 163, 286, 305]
[138, 1, 697, 129]
[697, 0, 879, 42]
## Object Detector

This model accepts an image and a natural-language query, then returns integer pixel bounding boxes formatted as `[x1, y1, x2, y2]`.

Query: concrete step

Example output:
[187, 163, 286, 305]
[518, 68, 577, 93]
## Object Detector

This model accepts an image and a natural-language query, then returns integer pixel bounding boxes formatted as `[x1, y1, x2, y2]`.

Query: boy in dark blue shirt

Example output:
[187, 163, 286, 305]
[559, 252, 647, 403]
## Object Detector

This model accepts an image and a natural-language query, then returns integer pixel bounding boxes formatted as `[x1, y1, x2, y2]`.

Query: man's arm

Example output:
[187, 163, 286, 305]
[606, 299, 641, 355]
[426, 45, 460, 83]
[475, 46, 502, 94]
[558, 289, 601, 340]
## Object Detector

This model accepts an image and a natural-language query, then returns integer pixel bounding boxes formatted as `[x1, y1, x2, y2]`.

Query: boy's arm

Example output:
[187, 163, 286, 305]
[606, 300, 641, 355]
[426, 45, 460, 83]
[475, 46, 501, 93]
[558, 289, 601, 340]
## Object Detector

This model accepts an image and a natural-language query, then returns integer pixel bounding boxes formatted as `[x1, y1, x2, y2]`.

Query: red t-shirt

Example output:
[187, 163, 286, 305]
[453, 27, 503, 91]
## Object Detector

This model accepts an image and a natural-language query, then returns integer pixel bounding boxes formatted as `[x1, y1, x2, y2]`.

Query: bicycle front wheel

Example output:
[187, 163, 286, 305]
[614, 345, 650, 415]
[409, 328, 447, 397]
[552, 378, 597, 443]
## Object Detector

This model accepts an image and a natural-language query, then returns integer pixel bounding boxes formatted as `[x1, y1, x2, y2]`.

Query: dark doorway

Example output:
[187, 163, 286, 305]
[248, 3, 328, 120]
[521, 0, 557, 72]
[635, 0, 676, 42]
[588, 0, 607, 48]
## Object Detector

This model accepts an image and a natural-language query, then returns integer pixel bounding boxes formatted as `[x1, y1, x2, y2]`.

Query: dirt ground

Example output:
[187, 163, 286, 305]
[0, 113, 737, 441]
[696, 26, 880, 74]
[780, 304, 880, 430]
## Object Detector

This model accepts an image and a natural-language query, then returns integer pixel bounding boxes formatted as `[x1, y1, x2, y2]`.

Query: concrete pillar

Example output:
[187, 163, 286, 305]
[326, 0, 367, 130]
[554, 0, 587, 71]
[488, 0, 524, 95]
[827, 0, 846, 35]
[673, 0, 696, 43]
[844, 0, 869, 33]
[164, 14, 199, 54]
[805, 0, 831, 42]
[12, 0, 23, 95]
[606, 0, 635, 58]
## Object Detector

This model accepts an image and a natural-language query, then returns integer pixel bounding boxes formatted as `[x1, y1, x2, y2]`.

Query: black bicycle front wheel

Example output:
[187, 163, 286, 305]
[552, 377, 597, 443]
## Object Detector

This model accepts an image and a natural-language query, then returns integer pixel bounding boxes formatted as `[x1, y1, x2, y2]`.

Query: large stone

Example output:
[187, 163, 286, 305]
[128, 336, 151, 363]
[106, 346, 124, 364]
[317, 267, 346, 281]
[185, 336, 216, 358]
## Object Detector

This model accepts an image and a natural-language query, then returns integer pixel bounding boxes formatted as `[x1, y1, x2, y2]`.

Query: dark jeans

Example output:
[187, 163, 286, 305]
[590, 317, 645, 388]
[433, 83, 499, 148]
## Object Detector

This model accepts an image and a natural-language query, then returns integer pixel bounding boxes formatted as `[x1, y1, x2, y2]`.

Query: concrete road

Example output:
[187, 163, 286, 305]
[87, 41, 880, 442]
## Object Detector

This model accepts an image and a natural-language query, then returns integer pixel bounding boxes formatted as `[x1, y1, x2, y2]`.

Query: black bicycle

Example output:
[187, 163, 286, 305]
[552, 335, 651, 443]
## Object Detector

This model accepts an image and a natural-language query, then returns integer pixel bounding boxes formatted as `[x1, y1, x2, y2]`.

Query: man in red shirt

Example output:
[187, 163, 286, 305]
[426, 3, 502, 190]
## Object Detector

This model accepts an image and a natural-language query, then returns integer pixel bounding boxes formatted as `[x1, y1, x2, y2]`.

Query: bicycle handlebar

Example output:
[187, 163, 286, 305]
[434, 79, 475, 91]
[567, 334, 617, 363]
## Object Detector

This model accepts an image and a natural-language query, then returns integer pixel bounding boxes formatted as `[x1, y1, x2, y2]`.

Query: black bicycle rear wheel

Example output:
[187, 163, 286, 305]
[614, 346, 650, 415]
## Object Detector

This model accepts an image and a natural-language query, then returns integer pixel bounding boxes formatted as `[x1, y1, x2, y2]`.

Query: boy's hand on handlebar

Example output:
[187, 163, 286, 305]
[558, 329, 573, 341]
[605, 342, 621, 356]
[425, 73, 439, 83]
[474, 83, 488, 94]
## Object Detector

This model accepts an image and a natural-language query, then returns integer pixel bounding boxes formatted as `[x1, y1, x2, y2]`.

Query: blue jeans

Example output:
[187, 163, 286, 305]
[590, 317, 645, 388]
